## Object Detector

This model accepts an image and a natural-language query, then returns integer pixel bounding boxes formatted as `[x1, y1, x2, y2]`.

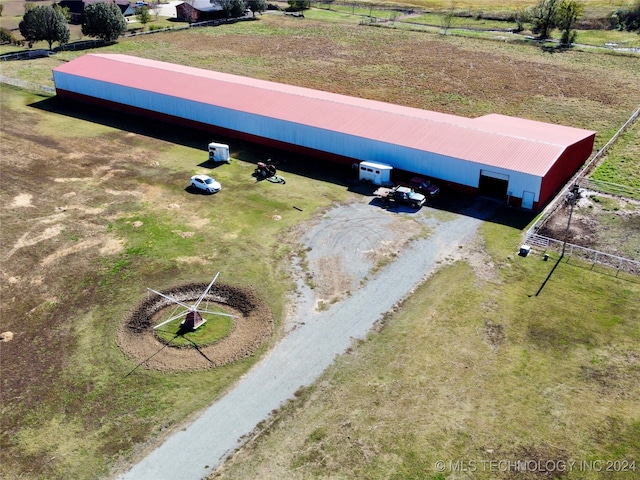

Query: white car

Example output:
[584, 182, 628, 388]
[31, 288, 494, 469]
[190, 174, 221, 194]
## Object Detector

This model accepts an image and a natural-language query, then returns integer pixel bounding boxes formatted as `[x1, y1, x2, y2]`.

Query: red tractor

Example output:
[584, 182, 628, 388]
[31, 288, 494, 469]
[255, 161, 277, 178]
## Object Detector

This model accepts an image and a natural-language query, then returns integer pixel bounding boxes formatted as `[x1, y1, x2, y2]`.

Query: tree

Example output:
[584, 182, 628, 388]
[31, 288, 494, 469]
[1, 27, 16, 45]
[614, 0, 640, 32]
[557, 0, 582, 45]
[136, 5, 152, 26]
[514, 8, 528, 32]
[247, 0, 267, 17]
[215, 0, 245, 17]
[441, 3, 456, 34]
[82, 2, 127, 42]
[228, 0, 245, 17]
[19, 5, 70, 50]
[287, 0, 311, 11]
[529, 0, 560, 39]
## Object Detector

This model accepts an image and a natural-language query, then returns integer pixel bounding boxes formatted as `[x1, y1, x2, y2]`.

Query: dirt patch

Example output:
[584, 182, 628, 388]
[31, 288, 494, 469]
[294, 200, 424, 309]
[483, 320, 505, 350]
[6, 223, 65, 259]
[118, 283, 274, 371]
[496, 443, 570, 479]
[442, 235, 500, 283]
[579, 349, 640, 399]
[10, 193, 34, 208]
[173, 230, 195, 238]
[0, 332, 14, 342]
[537, 190, 640, 261]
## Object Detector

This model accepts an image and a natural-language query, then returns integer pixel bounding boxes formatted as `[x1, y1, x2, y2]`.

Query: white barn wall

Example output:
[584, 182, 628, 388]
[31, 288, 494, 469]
[53, 73, 383, 162]
[53, 71, 545, 203]
[504, 172, 542, 202]
[394, 152, 484, 187]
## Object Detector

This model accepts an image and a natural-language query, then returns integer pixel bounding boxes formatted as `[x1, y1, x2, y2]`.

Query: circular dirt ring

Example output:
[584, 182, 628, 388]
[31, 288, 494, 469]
[117, 283, 274, 371]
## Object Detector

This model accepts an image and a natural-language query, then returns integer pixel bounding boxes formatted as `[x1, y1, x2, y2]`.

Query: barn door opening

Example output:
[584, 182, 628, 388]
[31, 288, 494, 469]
[479, 170, 509, 201]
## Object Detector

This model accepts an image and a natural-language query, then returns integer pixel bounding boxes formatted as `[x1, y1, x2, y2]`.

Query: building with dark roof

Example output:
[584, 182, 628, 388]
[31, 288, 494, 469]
[175, 0, 224, 22]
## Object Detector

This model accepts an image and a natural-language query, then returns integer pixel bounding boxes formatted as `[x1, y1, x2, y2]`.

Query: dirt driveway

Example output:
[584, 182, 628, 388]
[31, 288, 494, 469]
[117, 196, 493, 480]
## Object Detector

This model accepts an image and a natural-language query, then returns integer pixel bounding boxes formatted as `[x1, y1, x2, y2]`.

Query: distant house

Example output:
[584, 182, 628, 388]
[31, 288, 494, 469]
[123, 2, 148, 17]
[176, 0, 224, 22]
[57, 0, 131, 23]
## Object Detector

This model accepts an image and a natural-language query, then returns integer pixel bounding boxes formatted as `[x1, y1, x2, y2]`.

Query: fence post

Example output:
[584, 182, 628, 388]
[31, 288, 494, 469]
[561, 183, 580, 257]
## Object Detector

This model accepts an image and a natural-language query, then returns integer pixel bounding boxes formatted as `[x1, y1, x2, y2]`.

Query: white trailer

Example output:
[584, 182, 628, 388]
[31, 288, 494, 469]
[358, 161, 393, 186]
[208, 142, 230, 162]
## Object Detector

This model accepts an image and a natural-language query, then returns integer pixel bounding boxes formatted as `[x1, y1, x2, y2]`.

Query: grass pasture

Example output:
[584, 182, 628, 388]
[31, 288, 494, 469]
[2, 0, 640, 55]
[1, 9, 639, 480]
[592, 121, 640, 191]
[153, 310, 234, 347]
[0, 85, 347, 479]
[214, 235, 640, 480]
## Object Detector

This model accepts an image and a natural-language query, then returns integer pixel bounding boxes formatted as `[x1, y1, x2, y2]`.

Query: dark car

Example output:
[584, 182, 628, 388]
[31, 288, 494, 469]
[409, 176, 440, 197]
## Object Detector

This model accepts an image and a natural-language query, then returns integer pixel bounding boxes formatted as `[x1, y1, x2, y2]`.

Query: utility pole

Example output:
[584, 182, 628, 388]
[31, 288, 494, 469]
[561, 183, 580, 257]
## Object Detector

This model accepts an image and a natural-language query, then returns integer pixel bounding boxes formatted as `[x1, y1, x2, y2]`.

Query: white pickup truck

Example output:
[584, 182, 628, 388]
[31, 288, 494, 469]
[374, 185, 426, 208]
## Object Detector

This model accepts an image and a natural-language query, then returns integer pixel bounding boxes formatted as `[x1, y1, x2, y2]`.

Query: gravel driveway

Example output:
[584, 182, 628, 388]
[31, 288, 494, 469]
[117, 197, 489, 480]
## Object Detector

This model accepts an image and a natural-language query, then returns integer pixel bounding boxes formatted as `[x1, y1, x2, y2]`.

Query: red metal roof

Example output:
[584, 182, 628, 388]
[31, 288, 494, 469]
[53, 54, 596, 177]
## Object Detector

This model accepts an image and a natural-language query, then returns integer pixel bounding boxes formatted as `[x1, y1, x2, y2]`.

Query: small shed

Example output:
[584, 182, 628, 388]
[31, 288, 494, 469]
[182, 311, 206, 330]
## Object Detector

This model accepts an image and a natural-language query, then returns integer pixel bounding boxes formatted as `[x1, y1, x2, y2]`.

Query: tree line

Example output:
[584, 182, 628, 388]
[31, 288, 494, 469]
[18, 2, 127, 49]
[12, 0, 269, 50]
[5, 0, 640, 51]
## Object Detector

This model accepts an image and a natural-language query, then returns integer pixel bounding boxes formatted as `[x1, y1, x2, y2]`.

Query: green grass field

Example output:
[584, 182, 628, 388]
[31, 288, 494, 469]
[1, 0, 639, 55]
[215, 216, 640, 480]
[153, 310, 235, 347]
[592, 121, 640, 191]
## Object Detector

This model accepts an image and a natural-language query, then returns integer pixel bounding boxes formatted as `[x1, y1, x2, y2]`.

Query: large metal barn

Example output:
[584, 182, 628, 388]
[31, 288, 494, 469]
[52, 53, 596, 211]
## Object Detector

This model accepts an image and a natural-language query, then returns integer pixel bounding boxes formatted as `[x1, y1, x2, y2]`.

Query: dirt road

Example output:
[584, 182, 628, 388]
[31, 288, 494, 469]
[117, 198, 491, 480]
